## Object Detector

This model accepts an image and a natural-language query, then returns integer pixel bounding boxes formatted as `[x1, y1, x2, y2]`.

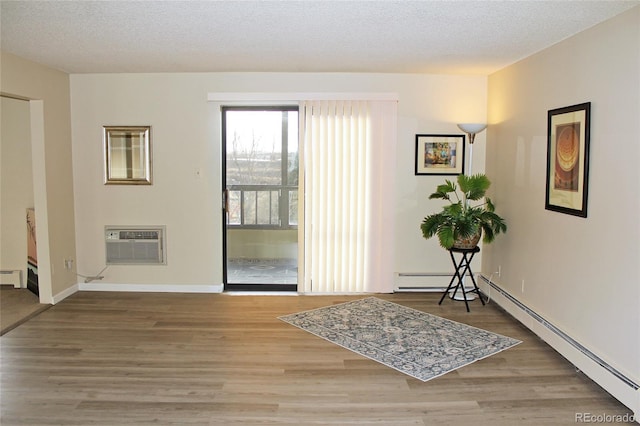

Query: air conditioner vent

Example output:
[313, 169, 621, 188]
[105, 226, 166, 265]
[118, 230, 160, 240]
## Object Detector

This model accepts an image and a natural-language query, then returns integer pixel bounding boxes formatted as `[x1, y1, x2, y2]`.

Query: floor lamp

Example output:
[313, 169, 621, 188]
[449, 123, 487, 301]
[457, 123, 487, 176]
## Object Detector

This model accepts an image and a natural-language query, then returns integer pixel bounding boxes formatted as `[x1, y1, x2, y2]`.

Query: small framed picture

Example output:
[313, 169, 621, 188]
[415, 134, 465, 175]
[103, 126, 153, 185]
[545, 102, 591, 217]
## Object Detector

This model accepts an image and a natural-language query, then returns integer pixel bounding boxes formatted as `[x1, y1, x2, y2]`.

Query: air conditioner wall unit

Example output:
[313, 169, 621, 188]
[105, 226, 166, 265]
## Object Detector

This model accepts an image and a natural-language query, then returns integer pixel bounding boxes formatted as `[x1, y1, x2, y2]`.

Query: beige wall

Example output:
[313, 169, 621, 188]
[485, 5, 639, 408]
[0, 96, 33, 284]
[70, 72, 487, 287]
[0, 52, 76, 302]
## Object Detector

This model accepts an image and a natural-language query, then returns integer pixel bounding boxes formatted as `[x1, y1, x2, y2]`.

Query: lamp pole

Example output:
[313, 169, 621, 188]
[451, 123, 487, 301]
[456, 123, 487, 176]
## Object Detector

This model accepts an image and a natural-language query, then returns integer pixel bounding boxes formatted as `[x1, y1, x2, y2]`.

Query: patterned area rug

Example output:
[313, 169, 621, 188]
[279, 297, 521, 381]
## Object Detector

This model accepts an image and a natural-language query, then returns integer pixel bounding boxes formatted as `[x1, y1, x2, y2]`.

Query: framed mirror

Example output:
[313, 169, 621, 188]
[103, 126, 152, 185]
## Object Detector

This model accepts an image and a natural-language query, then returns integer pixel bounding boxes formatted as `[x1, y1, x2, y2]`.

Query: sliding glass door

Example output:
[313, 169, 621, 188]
[222, 106, 299, 291]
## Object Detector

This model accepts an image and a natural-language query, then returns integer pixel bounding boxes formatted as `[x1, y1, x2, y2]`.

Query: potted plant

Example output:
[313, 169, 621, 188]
[420, 173, 507, 250]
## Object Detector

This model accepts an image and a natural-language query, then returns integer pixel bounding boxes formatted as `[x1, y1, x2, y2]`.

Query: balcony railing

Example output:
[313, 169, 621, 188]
[226, 185, 298, 229]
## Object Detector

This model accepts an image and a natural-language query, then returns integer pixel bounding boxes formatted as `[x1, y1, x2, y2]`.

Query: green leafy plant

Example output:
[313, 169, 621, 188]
[420, 174, 507, 249]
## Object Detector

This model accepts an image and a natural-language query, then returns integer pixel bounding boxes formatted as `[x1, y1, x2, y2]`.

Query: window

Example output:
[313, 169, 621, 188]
[223, 107, 299, 229]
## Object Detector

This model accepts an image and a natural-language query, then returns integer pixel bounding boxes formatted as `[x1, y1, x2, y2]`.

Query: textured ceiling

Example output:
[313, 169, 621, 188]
[1, 0, 638, 75]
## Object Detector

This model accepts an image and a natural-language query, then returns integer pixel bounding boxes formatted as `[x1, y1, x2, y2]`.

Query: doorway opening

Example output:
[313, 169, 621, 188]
[222, 106, 299, 292]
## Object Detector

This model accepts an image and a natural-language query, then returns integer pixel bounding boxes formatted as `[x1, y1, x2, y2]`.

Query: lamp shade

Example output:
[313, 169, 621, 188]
[457, 123, 487, 134]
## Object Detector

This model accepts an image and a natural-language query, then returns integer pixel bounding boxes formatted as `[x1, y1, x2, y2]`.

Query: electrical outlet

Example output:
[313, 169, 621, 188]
[64, 259, 74, 270]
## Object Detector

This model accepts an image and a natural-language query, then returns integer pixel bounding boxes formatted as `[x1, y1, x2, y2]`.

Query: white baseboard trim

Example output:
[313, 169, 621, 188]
[78, 282, 224, 293]
[479, 275, 639, 421]
[52, 283, 79, 304]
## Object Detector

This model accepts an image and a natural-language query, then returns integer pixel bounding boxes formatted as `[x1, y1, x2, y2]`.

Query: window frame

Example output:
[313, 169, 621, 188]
[222, 105, 299, 230]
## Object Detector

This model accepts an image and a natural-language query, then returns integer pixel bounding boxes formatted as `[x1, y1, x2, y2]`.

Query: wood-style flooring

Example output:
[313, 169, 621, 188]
[0, 291, 633, 425]
[0, 286, 50, 336]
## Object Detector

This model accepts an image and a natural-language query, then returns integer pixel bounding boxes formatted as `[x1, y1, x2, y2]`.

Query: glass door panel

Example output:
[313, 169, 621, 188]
[222, 107, 299, 291]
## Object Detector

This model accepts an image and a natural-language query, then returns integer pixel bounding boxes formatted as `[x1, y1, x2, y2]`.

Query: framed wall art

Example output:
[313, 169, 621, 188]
[103, 126, 152, 185]
[545, 102, 591, 217]
[415, 134, 465, 175]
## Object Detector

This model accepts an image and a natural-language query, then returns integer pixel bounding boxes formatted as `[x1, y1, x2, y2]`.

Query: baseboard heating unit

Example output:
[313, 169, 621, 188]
[479, 275, 639, 417]
[395, 271, 473, 292]
[0, 270, 23, 288]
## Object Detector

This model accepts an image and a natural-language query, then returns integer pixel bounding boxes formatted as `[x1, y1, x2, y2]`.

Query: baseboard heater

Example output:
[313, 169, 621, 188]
[396, 272, 472, 292]
[480, 275, 639, 391]
[398, 272, 456, 277]
[0, 270, 23, 287]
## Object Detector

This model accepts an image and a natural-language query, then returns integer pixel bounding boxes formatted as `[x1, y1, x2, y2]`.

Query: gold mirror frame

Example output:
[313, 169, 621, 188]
[103, 126, 152, 185]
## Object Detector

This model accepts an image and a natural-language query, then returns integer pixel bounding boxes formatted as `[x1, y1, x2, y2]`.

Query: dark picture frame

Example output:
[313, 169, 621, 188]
[545, 102, 591, 217]
[415, 134, 465, 175]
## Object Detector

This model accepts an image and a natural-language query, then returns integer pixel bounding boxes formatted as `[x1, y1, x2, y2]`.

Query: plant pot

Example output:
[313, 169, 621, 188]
[453, 230, 481, 250]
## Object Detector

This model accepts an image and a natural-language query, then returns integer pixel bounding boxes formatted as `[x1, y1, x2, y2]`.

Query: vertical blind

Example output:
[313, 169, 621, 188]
[301, 100, 397, 293]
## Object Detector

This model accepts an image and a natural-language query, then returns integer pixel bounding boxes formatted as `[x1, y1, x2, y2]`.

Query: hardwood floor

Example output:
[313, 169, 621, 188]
[0, 286, 50, 336]
[0, 292, 633, 425]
